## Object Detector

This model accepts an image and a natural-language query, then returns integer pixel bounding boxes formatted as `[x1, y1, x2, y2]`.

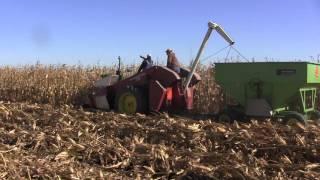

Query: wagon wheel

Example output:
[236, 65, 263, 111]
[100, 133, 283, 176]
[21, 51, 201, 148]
[217, 113, 233, 123]
[115, 87, 147, 114]
[217, 105, 246, 123]
[308, 110, 320, 123]
[283, 112, 306, 126]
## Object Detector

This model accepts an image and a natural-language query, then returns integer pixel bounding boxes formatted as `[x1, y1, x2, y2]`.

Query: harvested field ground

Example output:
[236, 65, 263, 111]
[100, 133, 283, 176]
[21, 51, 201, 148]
[0, 102, 320, 179]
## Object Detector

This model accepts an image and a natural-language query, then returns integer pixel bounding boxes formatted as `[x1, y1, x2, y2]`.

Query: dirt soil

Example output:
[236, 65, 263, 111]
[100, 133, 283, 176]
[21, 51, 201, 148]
[0, 102, 320, 179]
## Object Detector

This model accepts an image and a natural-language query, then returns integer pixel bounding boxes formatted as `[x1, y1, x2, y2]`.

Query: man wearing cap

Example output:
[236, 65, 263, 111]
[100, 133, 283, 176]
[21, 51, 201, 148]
[166, 49, 181, 74]
[137, 54, 153, 73]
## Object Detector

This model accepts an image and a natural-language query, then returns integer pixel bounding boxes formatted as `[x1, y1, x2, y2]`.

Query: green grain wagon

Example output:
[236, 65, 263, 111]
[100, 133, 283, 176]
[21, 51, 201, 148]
[215, 61, 320, 124]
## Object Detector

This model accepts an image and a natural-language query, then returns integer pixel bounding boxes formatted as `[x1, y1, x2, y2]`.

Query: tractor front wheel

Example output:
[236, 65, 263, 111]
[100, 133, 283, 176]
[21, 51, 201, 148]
[115, 88, 147, 114]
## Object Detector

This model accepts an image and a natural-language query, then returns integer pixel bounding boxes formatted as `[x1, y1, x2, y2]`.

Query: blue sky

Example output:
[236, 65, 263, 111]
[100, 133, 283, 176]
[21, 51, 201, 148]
[0, 0, 319, 65]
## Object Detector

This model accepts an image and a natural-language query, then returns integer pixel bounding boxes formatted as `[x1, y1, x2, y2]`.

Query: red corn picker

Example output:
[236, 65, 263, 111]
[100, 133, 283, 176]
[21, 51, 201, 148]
[85, 61, 201, 113]
[84, 21, 234, 114]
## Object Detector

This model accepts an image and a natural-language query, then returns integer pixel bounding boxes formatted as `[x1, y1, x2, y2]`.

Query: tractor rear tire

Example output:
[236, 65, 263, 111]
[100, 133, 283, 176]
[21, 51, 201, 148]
[115, 87, 147, 114]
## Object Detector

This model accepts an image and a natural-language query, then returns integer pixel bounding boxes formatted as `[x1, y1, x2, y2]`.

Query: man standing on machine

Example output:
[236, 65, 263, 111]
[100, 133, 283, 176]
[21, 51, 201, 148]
[166, 49, 181, 74]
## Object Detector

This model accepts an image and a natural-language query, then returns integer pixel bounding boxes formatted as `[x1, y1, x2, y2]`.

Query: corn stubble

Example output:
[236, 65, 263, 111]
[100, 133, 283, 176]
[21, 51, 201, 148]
[0, 64, 319, 179]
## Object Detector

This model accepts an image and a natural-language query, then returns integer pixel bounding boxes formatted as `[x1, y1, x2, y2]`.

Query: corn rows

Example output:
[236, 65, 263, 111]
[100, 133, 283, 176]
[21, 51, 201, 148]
[0, 64, 221, 113]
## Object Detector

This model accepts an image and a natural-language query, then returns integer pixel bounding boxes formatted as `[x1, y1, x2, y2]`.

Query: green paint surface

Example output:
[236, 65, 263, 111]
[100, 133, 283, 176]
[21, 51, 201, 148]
[215, 62, 320, 113]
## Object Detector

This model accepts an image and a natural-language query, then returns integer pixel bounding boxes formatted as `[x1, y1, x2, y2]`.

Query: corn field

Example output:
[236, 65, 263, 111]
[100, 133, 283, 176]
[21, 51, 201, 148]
[0, 64, 116, 105]
[0, 64, 222, 113]
[0, 64, 319, 179]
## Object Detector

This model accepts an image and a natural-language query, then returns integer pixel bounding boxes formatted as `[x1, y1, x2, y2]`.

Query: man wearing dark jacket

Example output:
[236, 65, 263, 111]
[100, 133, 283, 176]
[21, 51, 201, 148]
[166, 49, 180, 73]
[137, 54, 153, 73]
